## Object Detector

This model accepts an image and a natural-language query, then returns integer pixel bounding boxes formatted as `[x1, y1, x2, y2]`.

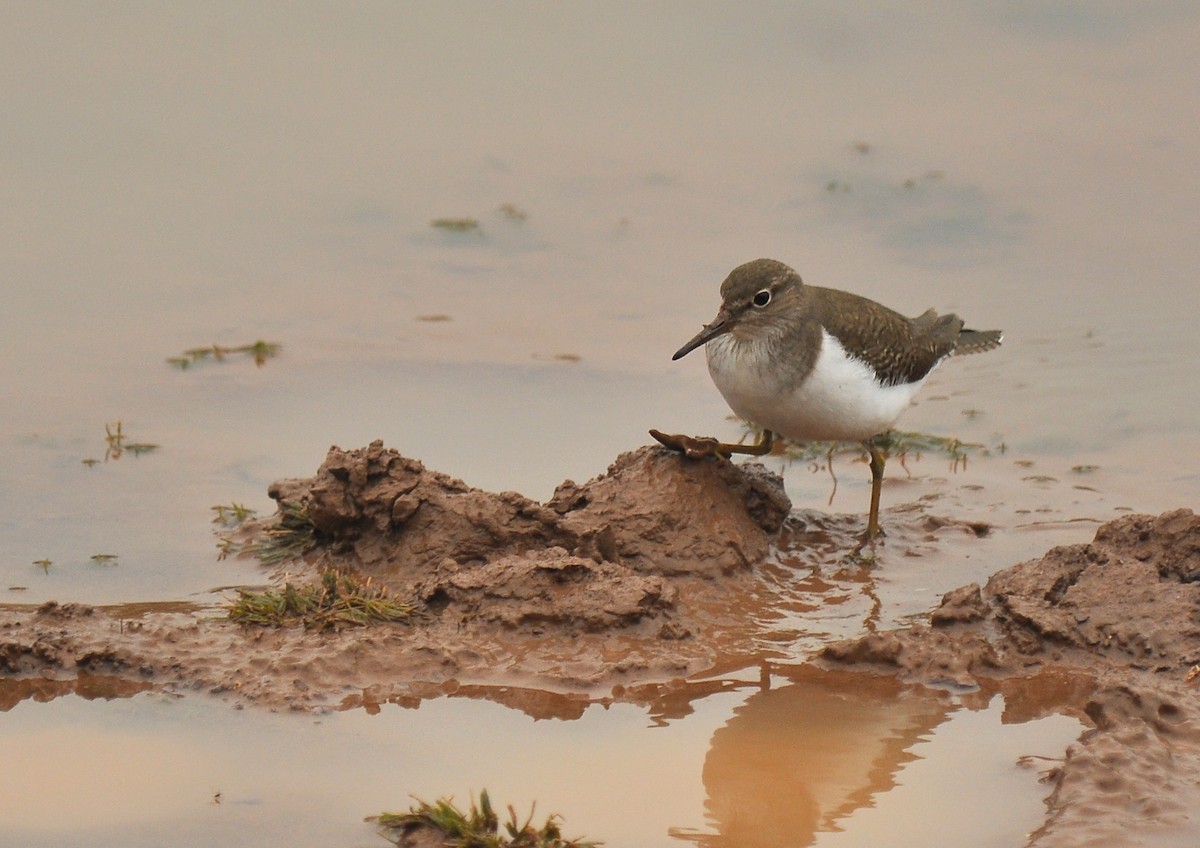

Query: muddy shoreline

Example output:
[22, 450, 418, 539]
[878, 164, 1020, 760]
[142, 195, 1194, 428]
[2, 441, 1198, 843]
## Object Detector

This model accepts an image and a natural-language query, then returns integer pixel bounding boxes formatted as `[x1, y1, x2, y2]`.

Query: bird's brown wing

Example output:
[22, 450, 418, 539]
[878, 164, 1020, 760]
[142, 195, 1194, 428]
[810, 288, 963, 387]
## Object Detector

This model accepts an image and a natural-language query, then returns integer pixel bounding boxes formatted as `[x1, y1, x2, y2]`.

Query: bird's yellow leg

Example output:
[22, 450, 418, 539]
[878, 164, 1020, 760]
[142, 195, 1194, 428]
[865, 440, 887, 541]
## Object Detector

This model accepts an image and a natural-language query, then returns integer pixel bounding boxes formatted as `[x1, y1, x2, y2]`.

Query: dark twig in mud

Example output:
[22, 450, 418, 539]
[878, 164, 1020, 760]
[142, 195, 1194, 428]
[373, 789, 599, 848]
[228, 568, 413, 631]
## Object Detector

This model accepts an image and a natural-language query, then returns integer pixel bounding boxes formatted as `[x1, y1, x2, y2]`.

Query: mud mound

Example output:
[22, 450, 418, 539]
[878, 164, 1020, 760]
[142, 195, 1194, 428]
[0, 442, 796, 713]
[820, 508, 1200, 848]
[267, 440, 789, 604]
[820, 509, 1200, 682]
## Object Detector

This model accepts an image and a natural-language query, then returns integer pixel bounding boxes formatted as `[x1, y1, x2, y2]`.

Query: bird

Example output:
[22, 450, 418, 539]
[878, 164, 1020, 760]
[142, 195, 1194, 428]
[651, 258, 1002, 542]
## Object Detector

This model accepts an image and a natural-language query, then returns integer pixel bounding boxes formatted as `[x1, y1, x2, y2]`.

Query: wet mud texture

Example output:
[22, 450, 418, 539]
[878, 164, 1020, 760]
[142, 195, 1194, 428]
[0, 442, 794, 713]
[3, 442, 1200, 844]
[819, 508, 1200, 847]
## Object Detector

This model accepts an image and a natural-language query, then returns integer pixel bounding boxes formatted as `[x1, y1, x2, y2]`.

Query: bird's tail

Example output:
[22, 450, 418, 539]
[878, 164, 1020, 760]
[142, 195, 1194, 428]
[955, 329, 1003, 355]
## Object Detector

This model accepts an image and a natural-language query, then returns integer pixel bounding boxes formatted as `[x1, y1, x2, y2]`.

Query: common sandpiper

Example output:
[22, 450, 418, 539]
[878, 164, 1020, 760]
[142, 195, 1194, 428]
[651, 258, 1002, 542]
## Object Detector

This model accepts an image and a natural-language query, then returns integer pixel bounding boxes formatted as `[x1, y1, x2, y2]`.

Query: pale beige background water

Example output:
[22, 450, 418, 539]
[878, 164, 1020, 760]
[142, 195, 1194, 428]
[2, 3, 1197, 846]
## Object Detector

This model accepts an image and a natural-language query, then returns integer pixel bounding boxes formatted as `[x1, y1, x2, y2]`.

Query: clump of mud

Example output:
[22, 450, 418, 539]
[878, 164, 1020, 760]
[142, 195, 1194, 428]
[263, 440, 790, 636]
[270, 439, 790, 581]
[819, 508, 1200, 847]
[0, 442, 794, 711]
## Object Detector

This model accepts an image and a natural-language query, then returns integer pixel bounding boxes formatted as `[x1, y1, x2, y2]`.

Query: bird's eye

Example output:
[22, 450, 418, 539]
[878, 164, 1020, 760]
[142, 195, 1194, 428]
[752, 289, 772, 308]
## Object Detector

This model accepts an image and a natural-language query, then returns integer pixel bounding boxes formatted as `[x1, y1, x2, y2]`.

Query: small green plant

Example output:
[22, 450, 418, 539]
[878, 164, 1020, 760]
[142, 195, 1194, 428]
[374, 789, 598, 848]
[732, 423, 990, 508]
[228, 568, 413, 630]
[498, 203, 528, 220]
[33, 559, 52, 574]
[101, 420, 158, 461]
[211, 502, 258, 526]
[218, 504, 318, 565]
[784, 429, 985, 471]
[168, 340, 281, 370]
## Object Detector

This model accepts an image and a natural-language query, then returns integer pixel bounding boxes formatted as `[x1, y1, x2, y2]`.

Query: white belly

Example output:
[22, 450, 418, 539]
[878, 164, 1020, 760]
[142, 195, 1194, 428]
[705, 329, 930, 442]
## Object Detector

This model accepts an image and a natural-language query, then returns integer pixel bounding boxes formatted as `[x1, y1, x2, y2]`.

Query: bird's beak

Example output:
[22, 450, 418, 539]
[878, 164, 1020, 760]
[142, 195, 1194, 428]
[672, 310, 731, 360]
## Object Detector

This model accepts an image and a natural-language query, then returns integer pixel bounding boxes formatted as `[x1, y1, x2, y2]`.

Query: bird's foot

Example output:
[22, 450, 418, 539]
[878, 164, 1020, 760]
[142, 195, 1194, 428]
[648, 428, 729, 459]
[649, 428, 775, 459]
[848, 524, 885, 563]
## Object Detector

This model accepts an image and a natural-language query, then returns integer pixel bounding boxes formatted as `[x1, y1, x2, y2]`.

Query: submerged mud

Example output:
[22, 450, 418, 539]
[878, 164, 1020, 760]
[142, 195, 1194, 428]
[2, 441, 1198, 844]
[819, 508, 1200, 847]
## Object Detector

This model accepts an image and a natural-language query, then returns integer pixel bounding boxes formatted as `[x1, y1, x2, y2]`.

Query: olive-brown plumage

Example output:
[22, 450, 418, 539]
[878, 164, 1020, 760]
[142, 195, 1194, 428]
[660, 258, 1002, 542]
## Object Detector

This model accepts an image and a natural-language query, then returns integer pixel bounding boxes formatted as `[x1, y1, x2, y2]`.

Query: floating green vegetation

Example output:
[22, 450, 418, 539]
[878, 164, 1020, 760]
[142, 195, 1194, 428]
[498, 203, 528, 220]
[167, 340, 281, 370]
[431, 217, 481, 232]
[211, 502, 258, 526]
[1071, 464, 1100, 474]
[100, 420, 158, 461]
[374, 789, 598, 848]
[33, 559, 52, 574]
[228, 568, 413, 631]
[759, 426, 987, 474]
[217, 503, 317, 565]
[89, 553, 118, 565]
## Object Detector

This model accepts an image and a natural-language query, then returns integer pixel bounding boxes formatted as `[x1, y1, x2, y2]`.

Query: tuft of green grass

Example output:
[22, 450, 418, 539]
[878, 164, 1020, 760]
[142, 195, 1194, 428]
[374, 789, 598, 848]
[218, 503, 318, 566]
[228, 568, 413, 631]
[211, 502, 258, 526]
[100, 420, 158, 461]
[168, 340, 281, 370]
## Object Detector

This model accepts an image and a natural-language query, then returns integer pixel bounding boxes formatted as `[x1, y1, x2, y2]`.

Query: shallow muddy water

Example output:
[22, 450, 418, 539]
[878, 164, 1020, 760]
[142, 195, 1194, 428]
[3, 4, 1199, 846]
[0, 670, 1082, 848]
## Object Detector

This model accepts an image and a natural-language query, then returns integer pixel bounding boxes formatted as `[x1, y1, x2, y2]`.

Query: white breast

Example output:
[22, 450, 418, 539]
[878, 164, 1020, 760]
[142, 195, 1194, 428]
[705, 328, 932, 442]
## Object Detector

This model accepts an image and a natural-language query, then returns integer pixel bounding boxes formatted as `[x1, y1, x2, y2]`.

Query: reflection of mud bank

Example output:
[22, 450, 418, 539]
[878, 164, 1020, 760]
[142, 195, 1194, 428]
[820, 508, 1200, 847]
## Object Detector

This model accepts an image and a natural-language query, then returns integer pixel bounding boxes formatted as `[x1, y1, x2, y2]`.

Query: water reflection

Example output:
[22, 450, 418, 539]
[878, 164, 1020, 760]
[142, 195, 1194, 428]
[672, 666, 949, 847]
[0, 674, 154, 712]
